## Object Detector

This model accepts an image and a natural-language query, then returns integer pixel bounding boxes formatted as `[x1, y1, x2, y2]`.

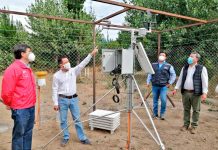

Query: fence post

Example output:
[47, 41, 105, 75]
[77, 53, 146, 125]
[93, 24, 96, 111]
[157, 32, 161, 57]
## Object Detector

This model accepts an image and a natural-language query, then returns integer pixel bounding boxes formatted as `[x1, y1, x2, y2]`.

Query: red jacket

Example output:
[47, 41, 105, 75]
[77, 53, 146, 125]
[1, 60, 36, 109]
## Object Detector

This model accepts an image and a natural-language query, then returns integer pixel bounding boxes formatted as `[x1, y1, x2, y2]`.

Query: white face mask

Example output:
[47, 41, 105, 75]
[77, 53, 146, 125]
[158, 55, 165, 61]
[63, 62, 71, 70]
[28, 52, 35, 62]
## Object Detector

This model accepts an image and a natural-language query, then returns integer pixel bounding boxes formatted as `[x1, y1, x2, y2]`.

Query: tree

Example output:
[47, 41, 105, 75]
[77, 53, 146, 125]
[26, 0, 95, 71]
[0, 12, 28, 72]
[119, 0, 218, 95]
[119, 0, 218, 66]
[64, 0, 86, 13]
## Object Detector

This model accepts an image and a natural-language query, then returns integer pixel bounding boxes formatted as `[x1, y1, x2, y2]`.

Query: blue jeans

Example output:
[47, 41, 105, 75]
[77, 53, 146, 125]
[58, 97, 87, 141]
[11, 106, 35, 150]
[152, 86, 168, 117]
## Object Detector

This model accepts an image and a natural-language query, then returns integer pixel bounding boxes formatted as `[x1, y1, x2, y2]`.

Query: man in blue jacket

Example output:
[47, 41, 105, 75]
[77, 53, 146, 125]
[146, 52, 176, 120]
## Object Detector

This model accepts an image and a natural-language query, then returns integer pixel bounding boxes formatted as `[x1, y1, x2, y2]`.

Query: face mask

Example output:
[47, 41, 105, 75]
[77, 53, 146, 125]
[63, 62, 71, 70]
[158, 55, 165, 61]
[28, 52, 35, 62]
[187, 57, 193, 65]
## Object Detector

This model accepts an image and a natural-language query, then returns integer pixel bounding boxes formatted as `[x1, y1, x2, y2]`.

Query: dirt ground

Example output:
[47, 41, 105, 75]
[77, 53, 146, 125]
[0, 72, 218, 150]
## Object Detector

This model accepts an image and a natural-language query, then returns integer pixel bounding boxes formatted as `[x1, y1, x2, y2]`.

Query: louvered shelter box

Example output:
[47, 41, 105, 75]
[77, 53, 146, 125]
[89, 109, 120, 134]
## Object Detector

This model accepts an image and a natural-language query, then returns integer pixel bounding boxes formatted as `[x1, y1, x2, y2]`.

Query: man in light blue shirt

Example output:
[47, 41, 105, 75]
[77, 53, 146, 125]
[146, 52, 176, 120]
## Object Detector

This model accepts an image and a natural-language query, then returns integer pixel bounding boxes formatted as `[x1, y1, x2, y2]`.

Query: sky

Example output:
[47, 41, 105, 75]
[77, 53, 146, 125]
[0, 0, 127, 40]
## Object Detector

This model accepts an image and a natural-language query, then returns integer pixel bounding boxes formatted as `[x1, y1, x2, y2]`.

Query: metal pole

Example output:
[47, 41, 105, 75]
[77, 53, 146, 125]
[93, 0, 207, 23]
[0, 9, 94, 24]
[41, 78, 126, 149]
[132, 110, 159, 145]
[132, 75, 165, 150]
[126, 29, 136, 150]
[41, 109, 127, 150]
[93, 24, 96, 111]
[101, 26, 163, 149]
[95, 8, 130, 24]
[157, 32, 161, 57]
[126, 75, 133, 150]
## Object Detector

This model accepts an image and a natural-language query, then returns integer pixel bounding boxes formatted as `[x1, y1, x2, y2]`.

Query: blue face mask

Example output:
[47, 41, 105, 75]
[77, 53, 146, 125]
[187, 57, 193, 64]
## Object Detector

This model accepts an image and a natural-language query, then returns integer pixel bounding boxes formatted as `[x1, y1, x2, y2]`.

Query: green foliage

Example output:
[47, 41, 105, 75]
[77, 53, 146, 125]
[0, 0, 100, 72]
[0, 12, 28, 72]
[117, 0, 218, 95]
[118, 0, 218, 96]
[26, 0, 95, 71]
[63, 0, 86, 13]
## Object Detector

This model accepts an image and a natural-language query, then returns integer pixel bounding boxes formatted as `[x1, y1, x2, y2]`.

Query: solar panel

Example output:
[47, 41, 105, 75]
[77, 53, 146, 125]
[135, 42, 155, 74]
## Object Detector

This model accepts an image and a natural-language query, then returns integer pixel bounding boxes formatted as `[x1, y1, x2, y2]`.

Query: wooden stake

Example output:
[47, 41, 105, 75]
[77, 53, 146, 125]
[35, 86, 41, 129]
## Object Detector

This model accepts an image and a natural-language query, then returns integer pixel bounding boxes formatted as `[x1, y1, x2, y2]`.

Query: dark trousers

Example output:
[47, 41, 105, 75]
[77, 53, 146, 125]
[11, 106, 35, 150]
[182, 92, 201, 127]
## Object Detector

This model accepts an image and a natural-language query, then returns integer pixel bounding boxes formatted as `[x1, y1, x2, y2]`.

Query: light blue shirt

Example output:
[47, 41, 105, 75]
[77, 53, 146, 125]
[146, 62, 176, 85]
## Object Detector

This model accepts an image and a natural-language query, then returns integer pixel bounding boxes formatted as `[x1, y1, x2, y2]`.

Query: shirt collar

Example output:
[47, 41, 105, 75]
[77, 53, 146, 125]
[14, 60, 29, 69]
[189, 63, 197, 68]
[158, 61, 166, 64]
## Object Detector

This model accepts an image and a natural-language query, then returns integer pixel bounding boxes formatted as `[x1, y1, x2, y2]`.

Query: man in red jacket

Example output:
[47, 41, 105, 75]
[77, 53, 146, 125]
[1, 44, 36, 150]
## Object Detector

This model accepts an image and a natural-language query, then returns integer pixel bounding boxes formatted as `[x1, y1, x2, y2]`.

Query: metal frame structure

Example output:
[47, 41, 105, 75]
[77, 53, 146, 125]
[1, 0, 218, 107]
[1, 1, 218, 149]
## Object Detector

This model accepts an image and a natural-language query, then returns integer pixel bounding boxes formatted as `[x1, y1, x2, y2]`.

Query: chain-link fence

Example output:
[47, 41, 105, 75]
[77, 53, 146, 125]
[0, 24, 218, 99]
[160, 26, 218, 97]
[1, 17, 218, 150]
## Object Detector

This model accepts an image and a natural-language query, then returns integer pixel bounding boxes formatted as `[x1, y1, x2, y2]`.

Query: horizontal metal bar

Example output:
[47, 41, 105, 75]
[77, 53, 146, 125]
[0, 9, 94, 24]
[93, 0, 207, 23]
[161, 22, 203, 32]
[0, 9, 159, 32]
[101, 25, 159, 33]
[161, 18, 218, 32]
[95, 7, 130, 24]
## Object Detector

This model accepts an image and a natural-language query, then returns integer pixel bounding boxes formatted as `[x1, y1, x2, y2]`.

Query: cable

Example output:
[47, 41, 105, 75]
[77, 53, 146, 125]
[112, 95, 120, 103]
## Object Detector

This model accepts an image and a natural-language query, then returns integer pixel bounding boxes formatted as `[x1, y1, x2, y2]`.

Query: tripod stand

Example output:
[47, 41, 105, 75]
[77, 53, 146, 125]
[41, 75, 165, 150]
[100, 27, 165, 150]
[42, 27, 165, 150]
[125, 74, 165, 150]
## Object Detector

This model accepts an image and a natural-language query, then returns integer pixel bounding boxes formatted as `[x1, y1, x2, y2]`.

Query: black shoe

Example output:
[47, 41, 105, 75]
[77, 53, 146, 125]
[81, 139, 91, 145]
[61, 139, 69, 147]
